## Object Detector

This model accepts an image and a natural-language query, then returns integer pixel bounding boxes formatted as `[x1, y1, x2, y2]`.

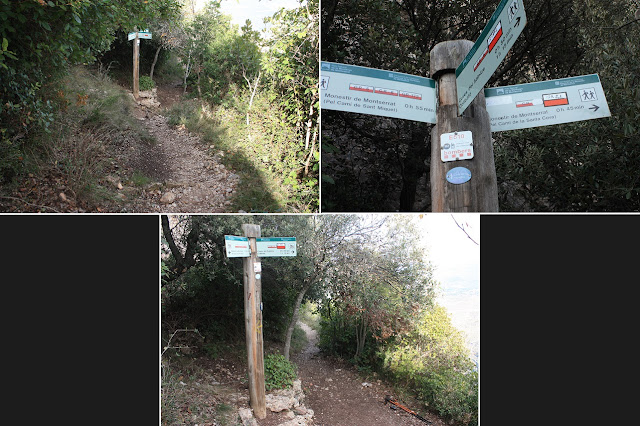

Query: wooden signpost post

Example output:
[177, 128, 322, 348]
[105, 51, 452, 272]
[430, 40, 499, 212]
[224, 228, 297, 419]
[128, 30, 152, 99]
[132, 33, 139, 99]
[241, 224, 266, 419]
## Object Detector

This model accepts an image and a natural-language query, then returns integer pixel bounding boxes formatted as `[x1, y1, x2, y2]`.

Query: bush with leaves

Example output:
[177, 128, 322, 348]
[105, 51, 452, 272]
[264, 354, 297, 390]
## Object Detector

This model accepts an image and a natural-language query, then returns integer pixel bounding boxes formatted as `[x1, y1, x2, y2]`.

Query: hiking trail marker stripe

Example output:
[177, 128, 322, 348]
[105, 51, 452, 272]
[484, 73, 611, 132]
[320, 61, 437, 124]
[456, 0, 527, 115]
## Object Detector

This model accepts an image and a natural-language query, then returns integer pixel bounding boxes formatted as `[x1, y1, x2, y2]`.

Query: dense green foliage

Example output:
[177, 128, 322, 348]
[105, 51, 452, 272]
[1, 0, 318, 212]
[321, 0, 640, 211]
[315, 216, 477, 424]
[166, 0, 319, 212]
[382, 306, 478, 424]
[264, 353, 297, 390]
[0, 0, 180, 182]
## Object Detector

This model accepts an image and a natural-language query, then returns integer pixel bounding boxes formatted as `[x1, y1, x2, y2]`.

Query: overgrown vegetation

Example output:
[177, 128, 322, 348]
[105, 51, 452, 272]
[161, 214, 478, 425]
[264, 354, 297, 390]
[0, 0, 180, 184]
[1, 0, 318, 212]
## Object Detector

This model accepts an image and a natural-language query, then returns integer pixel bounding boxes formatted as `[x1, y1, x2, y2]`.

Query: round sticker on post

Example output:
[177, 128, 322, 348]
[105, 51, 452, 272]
[446, 167, 472, 184]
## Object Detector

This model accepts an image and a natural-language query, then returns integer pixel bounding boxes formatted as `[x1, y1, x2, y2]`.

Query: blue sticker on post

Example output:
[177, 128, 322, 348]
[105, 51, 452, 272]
[446, 167, 472, 184]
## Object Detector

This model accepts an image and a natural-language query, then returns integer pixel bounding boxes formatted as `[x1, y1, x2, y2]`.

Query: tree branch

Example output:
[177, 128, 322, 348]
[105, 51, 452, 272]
[451, 214, 479, 246]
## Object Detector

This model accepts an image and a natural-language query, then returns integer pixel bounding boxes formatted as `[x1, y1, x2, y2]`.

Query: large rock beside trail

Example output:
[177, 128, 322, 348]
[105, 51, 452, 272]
[238, 408, 257, 426]
[137, 88, 160, 108]
[266, 380, 305, 412]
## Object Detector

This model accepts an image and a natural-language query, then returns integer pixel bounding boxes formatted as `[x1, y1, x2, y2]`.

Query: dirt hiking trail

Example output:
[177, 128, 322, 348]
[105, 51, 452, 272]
[123, 83, 240, 213]
[290, 322, 446, 426]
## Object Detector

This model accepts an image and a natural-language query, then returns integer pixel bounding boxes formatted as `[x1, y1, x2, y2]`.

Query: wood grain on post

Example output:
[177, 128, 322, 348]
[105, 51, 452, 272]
[242, 224, 266, 419]
[133, 34, 140, 99]
[430, 40, 499, 212]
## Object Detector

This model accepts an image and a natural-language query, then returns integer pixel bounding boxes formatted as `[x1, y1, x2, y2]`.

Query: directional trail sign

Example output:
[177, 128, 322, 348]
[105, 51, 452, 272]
[225, 235, 251, 257]
[456, 0, 527, 115]
[256, 237, 297, 257]
[320, 61, 437, 124]
[484, 73, 611, 132]
[128, 31, 152, 41]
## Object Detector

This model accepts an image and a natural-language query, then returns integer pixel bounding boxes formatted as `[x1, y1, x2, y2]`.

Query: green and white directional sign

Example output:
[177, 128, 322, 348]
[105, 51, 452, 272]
[225, 235, 250, 257]
[128, 30, 152, 41]
[484, 74, 611, 132]
[456, 0, 527, 115]
[320, 61, 437, 124]
[256, 237, 297, 257]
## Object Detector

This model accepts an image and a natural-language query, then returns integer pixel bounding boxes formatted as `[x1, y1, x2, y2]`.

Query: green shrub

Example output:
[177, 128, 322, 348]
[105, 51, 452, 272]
[139, 75, 155, 91]
[264, 354, 297, 390]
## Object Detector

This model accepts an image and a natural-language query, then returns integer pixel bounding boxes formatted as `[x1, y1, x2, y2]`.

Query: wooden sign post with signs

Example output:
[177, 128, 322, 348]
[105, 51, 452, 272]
[129, 30, 152, 100]
[241, 224, 266, 419]
[224, 230, 297, 419]
[430, 40, 499, 212]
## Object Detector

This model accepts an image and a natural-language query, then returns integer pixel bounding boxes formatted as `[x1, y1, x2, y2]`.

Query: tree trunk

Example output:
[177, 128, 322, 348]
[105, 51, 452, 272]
[283, 278, 313, 361]
[354, 316, 368, 360]
[183, 54, 191, 95]
[150, 44, 162, 80]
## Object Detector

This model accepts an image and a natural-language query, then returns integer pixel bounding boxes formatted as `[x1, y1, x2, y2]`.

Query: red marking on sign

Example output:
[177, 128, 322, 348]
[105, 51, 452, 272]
[374, 88, 398, 96]
[399, 91, 422, 100]
[543, 98, 568, 107]
[488, 21, 503, 53]
[349, 84, 374, 93]
[543, 93, 569, 107]
[474, 48, 489, 71]
[516, 101, 534, 108]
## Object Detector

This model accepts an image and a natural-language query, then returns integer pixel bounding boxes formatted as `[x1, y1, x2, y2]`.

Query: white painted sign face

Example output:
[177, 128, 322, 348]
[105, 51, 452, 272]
[254, 262, 262, 273]
[484, 74, 611, 132]
[256, 237, 297, 257]
[456, 0, 527, 115]
[320, 61, 437, 124]
[224, 235, 250, 257]
[128, 31, 152, 41]
[441, 131, 474, 162]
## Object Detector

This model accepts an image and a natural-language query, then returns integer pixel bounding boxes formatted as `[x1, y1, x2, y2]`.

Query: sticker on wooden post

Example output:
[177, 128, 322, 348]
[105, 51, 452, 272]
[441, 131, 474, 162]
[446, 167, 472, 184]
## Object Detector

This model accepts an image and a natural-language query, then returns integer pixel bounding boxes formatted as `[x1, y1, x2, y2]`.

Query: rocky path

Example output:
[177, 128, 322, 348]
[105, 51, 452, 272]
[292, 322, 445, 426]
[123, 86, 240, 212]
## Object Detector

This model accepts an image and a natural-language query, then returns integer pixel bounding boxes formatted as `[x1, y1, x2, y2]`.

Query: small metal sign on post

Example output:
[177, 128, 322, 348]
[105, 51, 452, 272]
[225, 228, 297, 420]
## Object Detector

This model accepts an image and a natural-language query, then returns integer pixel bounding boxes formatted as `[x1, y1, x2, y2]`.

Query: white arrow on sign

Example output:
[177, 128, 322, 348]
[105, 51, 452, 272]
[484, 73, 611, 132]
[456, 0, 527, 115]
